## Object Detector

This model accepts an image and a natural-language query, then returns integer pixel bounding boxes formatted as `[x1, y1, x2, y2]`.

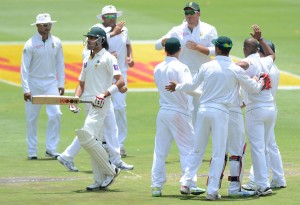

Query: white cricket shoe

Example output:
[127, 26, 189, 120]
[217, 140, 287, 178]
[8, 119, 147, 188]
[101, 167, 121, 189]
[257, 187, 272, 196]
[242, 180, 257, 191]
[152, 187, 162, 197]
[270, 179, 286, 189]
[57, 156, 78, 172]
[45, 150, 60, 158]
[86, 181, 102, 191]
[206, 193, 221, 200]
[179, 185, 190, 195]
[117, 161, 134, 171]
[228, 190, 256, 197]
[190, 187, 206, 195]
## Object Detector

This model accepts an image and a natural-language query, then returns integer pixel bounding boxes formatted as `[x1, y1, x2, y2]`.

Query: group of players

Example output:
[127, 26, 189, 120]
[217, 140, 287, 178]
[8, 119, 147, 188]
[21, 5, 135, 190]
[20, 1, 286, 201]
[151, 1, 286, 201]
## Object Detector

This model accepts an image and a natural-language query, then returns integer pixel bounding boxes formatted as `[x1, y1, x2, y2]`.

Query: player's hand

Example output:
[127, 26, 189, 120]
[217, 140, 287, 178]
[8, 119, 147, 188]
[259, 73, 272, 90]
[24, 92, 31, 102]
[59, 87, 65, 96]
[92, 94, 105, 108]
[186, 40, 197, 50]
[165, 81, 177, 92]
[69, 104, 80, 113]
[250, 24, 262, 41]
[127, 56, 134, 67]
[119, 86, 128, 93]
[110, 21, 125, 37]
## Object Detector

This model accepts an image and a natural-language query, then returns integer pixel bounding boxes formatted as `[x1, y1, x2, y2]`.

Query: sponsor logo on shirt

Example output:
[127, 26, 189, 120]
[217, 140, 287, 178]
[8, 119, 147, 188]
[113, 64, 119, 71]
[34, 44, 44, 49]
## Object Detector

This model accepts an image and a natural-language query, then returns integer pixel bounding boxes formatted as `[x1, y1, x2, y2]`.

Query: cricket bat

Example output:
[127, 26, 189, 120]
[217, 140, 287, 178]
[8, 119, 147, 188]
[31, 95, 92, 105]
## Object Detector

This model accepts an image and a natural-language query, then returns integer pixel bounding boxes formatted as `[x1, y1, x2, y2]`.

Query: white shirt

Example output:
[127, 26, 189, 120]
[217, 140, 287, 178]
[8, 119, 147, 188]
[176, 56, 262, 109]
[79, 48, 121, 100]
[83, 23, 131, 73]
[154, 56, 194, 116]
[241, 53, 274, 105]
[155, 20, 217, 75]
[269, 63, 280, 99]
[21, 32, 65, 93]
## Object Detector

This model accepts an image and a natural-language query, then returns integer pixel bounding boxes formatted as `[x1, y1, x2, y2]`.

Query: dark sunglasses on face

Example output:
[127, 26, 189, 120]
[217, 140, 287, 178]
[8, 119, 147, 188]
[104, 14, 117, 19]
[184, 10, 199, 16]
[39, 23, 52, 27]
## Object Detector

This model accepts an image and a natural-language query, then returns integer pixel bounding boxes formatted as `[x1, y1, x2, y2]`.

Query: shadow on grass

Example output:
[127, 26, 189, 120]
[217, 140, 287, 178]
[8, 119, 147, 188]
[161, 194, 267, 202]
[73, 188, 124, 194]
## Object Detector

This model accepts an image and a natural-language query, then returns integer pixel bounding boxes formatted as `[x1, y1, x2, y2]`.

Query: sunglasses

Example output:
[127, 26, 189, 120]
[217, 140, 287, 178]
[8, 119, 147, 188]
[104, 14, 117, 19]
[184, 10, 199, 16]
[39, 23, 52, 27]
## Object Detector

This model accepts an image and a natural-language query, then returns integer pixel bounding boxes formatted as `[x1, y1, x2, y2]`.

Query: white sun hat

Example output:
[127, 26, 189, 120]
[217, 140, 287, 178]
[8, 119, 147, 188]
[96, 5, 123, 20]
[31, 13, 57, 26]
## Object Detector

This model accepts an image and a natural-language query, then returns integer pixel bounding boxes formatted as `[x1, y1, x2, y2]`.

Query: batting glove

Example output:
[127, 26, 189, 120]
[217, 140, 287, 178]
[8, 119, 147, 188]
[92, 94, 105, 108]
[259, 73, 272, 90]
[69, 104, 80, 113]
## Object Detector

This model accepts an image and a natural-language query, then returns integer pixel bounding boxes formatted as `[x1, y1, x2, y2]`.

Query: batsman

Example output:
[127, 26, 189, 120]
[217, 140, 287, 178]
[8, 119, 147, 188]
[75, 26, 125, 188]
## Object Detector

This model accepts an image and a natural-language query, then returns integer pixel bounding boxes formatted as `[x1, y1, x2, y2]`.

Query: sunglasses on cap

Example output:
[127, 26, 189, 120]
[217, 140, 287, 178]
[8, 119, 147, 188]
[184, 10, 199, 16]
[39, 23, 52, 27]
[104, 14, 117, 19]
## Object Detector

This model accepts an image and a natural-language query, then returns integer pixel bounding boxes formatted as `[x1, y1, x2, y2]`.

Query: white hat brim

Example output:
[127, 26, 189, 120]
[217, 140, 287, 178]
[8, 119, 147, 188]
[30, 20, 57, 26]
[96, 11, 123, 21]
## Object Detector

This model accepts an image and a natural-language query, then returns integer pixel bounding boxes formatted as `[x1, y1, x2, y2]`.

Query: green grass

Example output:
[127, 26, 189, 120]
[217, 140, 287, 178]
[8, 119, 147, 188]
[0, 0, 300, 204]
[0, 82, 300, 205]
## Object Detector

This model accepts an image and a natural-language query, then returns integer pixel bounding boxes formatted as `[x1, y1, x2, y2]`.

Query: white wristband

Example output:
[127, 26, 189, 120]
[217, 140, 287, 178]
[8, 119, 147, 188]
[107, 84, 119, 95]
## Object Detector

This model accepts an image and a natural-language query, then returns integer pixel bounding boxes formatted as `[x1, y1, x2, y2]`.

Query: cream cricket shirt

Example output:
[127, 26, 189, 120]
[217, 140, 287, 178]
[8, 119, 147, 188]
[176, 56, 262, 109]
[155, 21, 217, 75]
[241, 53, 274, 105]
[21, 33, 65, 93]
[154, 56, 194, 116]
[79, 48, 121, 99]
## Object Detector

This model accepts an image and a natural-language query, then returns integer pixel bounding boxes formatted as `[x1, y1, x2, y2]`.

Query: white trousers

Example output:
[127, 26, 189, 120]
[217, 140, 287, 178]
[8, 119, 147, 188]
[180, 106, 229, 195]
[60, 101, 122, 165]
[25, 83, 61, 156]
[112, 72, 127, 147]
[151, 109, 195, 189]
[246, 105, 277, 190]
[247, 107, 285, 184]
[227, 107, 246, 193]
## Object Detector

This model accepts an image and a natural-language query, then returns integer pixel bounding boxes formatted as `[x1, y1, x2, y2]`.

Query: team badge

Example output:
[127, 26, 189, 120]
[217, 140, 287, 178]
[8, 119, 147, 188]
[113, 64, 119, 71]
[84, 62, 87, 68]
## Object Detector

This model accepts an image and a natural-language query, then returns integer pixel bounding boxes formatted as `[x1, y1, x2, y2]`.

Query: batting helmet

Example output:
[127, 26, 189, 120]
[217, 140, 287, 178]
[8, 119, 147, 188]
[258, 40, 275, 55]
[84, 27, 107, 39]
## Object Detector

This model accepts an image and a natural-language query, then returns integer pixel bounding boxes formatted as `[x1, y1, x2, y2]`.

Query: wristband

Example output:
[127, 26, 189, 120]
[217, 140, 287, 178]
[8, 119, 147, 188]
[107, 84, 119, 95]
[258, 37, 263, 41]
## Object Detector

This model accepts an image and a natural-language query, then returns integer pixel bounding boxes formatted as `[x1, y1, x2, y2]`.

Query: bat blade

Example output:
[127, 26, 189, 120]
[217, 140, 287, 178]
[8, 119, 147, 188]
[31, 95, 91, 105]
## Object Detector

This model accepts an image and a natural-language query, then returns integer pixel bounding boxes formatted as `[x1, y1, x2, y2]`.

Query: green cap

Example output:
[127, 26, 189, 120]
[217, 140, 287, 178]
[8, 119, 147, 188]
[184, 2, 200, 11]
[165, 38, 181, 54]
[212, 36, 233, 49]
[84, 27, 106, 38]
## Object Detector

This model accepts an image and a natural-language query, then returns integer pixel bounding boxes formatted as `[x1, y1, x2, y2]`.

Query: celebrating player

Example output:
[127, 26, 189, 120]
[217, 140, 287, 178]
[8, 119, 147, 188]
[155, 1, 218, 124]
[236, 24, 277, 196]
[166, 36, 265, 200]
[241, 40, 286, 191]
[151, 38, 204, 197]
